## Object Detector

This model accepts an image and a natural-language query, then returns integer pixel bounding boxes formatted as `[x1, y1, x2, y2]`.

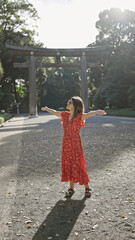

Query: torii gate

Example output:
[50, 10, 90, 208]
[6, 44, 106, 116]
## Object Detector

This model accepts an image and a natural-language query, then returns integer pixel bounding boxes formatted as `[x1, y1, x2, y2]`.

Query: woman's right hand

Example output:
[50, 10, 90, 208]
[96, 110, 107, 115]
[41, 106, 61, 117]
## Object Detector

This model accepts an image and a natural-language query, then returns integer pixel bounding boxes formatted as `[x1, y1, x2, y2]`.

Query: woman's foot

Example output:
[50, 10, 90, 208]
[85, 188, 91, 198]
[65, 188, 75, 198]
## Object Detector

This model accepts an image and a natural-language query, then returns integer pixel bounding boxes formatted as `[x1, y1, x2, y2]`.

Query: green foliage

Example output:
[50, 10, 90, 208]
[128, 86, 135, 109]
[0, 117, 4, 124]
[39, 62, 80, 109]
[96, 8, 135, 47]
[0, 112, 13, 124]
[16, 85, 25, 98]
[0, 60, 4, 79]
[0, 84, 14, 111]
[102, 52, 129, 108]
[0, 0, 81, 113]
[91, 8, 135, 110]
[0, 0, 38, 35]
[1, 3, 135, 113]
[93, 85, 106, 109]
[0, 0, 40, 112]
[105, 108, 135, 117]
[36, 56, 81, 110]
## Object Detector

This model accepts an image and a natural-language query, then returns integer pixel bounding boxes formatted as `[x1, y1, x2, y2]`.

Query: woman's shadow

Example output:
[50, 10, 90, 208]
[32, 197, 87, 240]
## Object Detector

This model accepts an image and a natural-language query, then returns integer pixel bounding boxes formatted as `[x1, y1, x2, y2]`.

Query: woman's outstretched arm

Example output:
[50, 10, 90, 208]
[82, 110, 106, 121]
[41, 106, 62, 117]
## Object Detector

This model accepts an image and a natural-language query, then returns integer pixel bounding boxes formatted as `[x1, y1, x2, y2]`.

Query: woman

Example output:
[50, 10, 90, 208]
[41, 96, 106, 198]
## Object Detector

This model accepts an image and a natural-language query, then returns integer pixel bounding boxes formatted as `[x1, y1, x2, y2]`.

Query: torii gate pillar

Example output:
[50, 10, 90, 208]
[29, 51, 37, 117]
[81, 53, 89, 112]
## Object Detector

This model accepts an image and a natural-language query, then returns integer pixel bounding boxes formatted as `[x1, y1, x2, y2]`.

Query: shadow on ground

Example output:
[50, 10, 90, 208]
[32, 197, 87, 240]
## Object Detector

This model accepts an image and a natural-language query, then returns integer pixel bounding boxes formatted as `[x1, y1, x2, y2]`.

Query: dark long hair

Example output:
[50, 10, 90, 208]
[71, 96, 84, 117]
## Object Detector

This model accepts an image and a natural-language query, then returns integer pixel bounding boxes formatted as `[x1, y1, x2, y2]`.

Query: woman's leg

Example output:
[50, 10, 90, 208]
[85, 184, 91, 198]
[85, 184, 89, 190]
[65, 181, 75, 198]
[70, 181, 74, 190]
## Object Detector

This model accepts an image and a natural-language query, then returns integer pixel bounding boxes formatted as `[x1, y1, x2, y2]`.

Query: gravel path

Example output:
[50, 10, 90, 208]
[0, 114, 135, 240]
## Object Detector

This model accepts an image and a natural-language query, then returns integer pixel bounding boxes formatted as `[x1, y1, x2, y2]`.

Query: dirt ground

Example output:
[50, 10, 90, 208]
[0, 113, 135, 240]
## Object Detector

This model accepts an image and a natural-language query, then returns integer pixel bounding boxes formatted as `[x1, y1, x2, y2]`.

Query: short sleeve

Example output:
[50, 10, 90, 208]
[78, 113, 85, 128]
[61, 111, 67, 126]
[81, 119, 85, 128]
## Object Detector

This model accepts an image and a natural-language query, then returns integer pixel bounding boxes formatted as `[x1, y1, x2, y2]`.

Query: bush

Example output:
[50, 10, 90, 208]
[0, 60, 4, 80]
[0, 113, 13, 124]
[105, 108, 135, 117]
[0, 117, 4, 124]
[128, 86, 135, 109]
[93, 87, 106, 108]
[0, 88, 14, 112]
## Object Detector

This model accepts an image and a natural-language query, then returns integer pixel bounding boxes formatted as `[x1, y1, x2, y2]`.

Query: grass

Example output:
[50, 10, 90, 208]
[105, 108, 135, 118]
[0, 113, 13, 125]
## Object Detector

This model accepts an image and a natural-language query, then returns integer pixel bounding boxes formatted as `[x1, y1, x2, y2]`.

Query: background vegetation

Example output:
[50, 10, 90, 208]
[0, 0, 135, 117]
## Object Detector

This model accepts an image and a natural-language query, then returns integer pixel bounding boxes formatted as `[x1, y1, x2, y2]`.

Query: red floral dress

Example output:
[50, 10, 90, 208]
[61, 111, 90, 185]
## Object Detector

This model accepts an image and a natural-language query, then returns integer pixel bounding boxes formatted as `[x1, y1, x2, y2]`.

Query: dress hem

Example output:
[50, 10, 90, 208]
[61, 178, 90, 185]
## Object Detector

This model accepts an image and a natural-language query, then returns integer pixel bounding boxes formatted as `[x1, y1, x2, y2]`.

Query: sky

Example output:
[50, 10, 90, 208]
[29, 0, 135, 48]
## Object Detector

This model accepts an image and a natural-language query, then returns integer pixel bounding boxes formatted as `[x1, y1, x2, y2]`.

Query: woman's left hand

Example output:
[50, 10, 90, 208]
[41, 107, 46, 111]
[96, 110, 107, 115]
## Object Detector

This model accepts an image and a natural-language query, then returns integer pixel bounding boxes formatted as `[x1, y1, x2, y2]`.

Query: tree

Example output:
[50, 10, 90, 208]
[126, 42, 135, 108]
[96, 8, 135, 48]
[91, 8, 135, 109]
[42, 58, 81, 109]
[0, 0, 40, 111]
[0, 60, 3, 80]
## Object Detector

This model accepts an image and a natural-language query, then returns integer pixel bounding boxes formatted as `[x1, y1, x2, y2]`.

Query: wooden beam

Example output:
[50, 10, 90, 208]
[13, 62, 29, 68]
[13, 62, 100, 69]
[87, 62, 101, 68]
[36, 62, 81, 68]
[6, 44, 107, 57]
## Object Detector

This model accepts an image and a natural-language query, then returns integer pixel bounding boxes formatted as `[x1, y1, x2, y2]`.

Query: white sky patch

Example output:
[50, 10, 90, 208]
[29, 0, 135, 48]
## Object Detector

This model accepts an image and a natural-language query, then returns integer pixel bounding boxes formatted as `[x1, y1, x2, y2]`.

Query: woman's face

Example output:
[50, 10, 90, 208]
[66, 99, 74, 111]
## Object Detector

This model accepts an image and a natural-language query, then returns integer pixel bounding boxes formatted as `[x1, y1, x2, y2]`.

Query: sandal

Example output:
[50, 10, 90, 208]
[85, 188, 91, 198]
[65, 188, 75, 198]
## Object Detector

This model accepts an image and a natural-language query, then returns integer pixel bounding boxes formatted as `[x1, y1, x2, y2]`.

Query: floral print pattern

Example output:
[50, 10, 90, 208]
[61, 111, 90, 185]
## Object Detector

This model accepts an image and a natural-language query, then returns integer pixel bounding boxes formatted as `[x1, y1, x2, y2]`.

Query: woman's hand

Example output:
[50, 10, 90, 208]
[41, 106, 47, 111]
[82, 109, 107, 120]
[41, 106, 62, 117]
[96, 110, 107, 115]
